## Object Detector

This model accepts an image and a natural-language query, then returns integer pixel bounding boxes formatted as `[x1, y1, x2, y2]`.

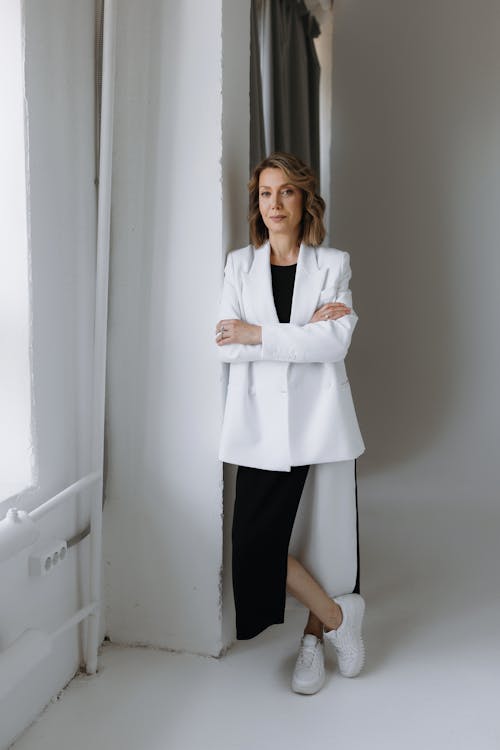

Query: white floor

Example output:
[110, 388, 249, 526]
[10, 505, 500, 750]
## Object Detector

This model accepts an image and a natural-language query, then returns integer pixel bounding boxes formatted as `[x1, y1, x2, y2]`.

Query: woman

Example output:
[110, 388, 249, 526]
[214, 152, 366, 695]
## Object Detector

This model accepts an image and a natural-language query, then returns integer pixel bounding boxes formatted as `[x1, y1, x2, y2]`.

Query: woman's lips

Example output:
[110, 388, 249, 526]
[270, 216, 286, 221]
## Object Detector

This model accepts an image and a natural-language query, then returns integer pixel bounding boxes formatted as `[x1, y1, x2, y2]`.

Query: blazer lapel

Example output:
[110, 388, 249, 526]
[242, 241, 279, 324]
[242, 240, 327, 325]
[290, 242, 327, 325]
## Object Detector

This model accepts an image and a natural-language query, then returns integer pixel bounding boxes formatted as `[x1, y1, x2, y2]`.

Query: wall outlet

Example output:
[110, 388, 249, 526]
[29, 540, 68, 576]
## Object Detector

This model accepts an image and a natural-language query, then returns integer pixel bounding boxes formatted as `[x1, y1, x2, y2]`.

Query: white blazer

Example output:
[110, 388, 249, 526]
[216, 240, 365, 471]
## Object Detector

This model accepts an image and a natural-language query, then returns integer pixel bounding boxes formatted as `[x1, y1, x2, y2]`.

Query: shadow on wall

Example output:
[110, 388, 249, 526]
[330, 3, 476, 476]
[343, 157, 455, 475]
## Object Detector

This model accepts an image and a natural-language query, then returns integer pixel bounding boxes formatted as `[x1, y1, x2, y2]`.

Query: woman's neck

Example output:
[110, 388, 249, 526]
[269, 233, 300, 265]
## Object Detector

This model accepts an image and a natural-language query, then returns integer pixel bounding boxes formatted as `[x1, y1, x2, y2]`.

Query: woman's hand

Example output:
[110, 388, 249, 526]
[215, 319, 262, 346]
[215, 304, 351, 347]
[309, 302, 351, 324]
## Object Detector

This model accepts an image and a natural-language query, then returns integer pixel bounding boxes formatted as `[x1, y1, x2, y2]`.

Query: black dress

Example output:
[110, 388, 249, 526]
[231, 263, 360, 640]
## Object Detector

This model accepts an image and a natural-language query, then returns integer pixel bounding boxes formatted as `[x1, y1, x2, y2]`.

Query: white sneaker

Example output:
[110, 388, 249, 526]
[291, 634, 326, 695]
[323, 593, 366, 677]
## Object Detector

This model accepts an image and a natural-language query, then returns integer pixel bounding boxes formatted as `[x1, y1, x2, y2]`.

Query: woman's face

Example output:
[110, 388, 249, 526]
[258, 168, 303, 239]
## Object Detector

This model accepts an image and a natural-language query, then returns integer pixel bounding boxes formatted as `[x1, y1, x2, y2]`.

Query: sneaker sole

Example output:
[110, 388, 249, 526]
[338, 638, 365, 678]
[292, 670, 326, 695]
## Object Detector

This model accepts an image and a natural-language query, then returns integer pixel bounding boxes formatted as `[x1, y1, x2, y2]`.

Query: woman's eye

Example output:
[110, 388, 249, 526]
[260, 191, 270, 197]
[282, 189, 293, 196]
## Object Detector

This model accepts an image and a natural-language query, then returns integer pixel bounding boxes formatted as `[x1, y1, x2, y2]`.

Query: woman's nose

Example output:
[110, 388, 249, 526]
[271, 193, 282, 209]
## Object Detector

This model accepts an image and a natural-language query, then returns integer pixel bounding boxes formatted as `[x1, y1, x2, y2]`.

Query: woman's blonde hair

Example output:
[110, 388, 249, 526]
[248, 152, 326, 248]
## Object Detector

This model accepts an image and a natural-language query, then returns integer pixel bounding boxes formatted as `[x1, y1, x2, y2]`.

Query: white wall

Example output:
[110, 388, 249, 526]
[104, 0, 251, 657]
[0, 1, 97, 748]
[330, 0, 500, 512]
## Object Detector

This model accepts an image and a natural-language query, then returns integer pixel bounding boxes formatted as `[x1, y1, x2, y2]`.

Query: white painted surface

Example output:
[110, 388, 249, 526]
[9, 505, 500, 750]
[104, 0, 251, 657]
[0, 1, 98, 748]
[330, 0, 500, 512]
[84, 0, 117, 677]
[220, 0, 251, 648]
[0, 509, 39, 563]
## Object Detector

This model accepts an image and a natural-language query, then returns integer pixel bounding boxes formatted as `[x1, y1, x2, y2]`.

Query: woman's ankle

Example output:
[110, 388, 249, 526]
[303, 612, 324, 640]
[323, 602, 343, 633]
[303, 624, 324, 640]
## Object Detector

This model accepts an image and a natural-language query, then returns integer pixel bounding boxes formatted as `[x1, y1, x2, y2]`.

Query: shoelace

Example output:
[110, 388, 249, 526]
[297, 643, 319, 668]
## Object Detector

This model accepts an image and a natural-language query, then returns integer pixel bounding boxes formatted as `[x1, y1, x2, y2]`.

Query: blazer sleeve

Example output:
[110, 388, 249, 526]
[260, 251, 359, 364]
[215, 252, 264, 363]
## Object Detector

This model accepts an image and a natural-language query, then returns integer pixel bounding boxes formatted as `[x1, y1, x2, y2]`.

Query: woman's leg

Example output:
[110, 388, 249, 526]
[292, 458, 361, 636]
[302, 611, 324, 640]
[286, 554, 343, 633]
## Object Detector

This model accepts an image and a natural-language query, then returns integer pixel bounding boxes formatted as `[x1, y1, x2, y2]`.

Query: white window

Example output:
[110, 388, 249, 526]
[0, 0, 36, 504]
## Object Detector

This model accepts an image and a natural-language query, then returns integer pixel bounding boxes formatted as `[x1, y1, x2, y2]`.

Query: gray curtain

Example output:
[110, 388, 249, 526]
[250, 0, 321, 178]
[94, 0, 104, 189]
